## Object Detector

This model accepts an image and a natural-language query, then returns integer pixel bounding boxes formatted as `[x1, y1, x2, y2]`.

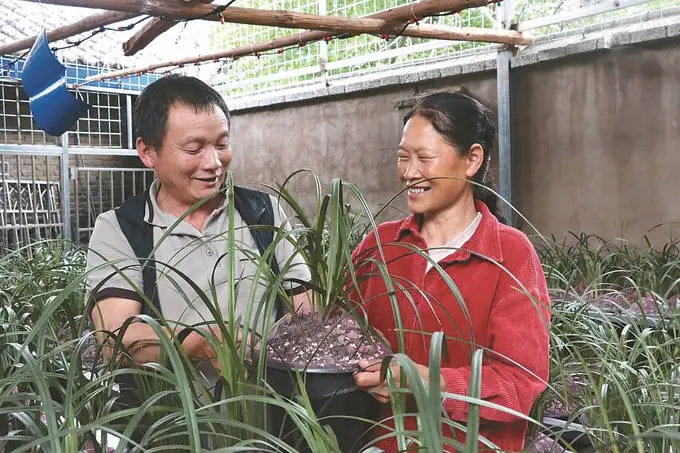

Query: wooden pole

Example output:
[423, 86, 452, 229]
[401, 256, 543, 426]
[122, 0, 217, 55]
[83, 23, 530, 83]
[0, 11, 138, 56]
[18, 0, 490, 24]
[123, 0, 491, 55]
[123, 18, 176, 55]
[20, 0, 491, 56]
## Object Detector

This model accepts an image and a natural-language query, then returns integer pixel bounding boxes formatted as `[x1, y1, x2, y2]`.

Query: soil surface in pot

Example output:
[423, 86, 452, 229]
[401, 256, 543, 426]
[266, 309, 391, 371]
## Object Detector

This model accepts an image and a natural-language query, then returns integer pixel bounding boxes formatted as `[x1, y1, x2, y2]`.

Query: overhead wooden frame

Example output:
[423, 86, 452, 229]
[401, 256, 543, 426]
[0, 11, 138, 56]
[7, 0, 532, 83]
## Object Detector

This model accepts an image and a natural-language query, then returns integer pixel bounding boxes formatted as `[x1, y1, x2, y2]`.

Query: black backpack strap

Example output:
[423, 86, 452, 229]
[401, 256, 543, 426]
[233, 186, 280, 276]
[114, 190, 161, 318]
[233, 186, 285, 318]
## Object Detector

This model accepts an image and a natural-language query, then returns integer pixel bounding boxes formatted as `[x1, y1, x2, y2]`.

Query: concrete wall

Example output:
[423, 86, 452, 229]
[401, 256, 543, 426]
[513, 39, 680, 242]
[230, 37, 680, 242]
[229, 73, 498, 224]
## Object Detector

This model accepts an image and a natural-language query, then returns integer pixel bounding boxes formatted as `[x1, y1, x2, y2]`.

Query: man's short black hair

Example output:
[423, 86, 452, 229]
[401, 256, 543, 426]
[134, 74, 231, 150]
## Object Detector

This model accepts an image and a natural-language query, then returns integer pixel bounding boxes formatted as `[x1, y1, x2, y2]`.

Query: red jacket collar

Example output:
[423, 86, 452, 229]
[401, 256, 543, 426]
[394, 200, 504, 264]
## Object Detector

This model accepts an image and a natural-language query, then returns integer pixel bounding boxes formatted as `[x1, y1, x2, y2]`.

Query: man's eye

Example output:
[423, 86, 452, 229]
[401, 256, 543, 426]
[216, 144, 229, 150]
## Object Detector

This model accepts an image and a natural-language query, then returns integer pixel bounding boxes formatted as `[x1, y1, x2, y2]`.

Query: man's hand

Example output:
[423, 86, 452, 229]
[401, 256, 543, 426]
[183, 324, 258, 372]
[292, 290, 314, 315]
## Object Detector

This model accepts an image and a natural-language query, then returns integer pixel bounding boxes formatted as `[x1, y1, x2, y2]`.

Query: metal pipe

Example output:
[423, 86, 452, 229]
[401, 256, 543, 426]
[98, 170, 103, 215]
[496, 0, 514, 224]
[31, 155, 39, 242]
[16, 155, 22, 246]
[86, 171, 92, 236]
[0, 145, 138, 156]
[318, 0, 329, 86]
[126, 94, 134, 150]
[74, 168, 80, 244]
[60, 133, 72, 243]
[1, 155, 6, 249]
[110, 170, 114, 210]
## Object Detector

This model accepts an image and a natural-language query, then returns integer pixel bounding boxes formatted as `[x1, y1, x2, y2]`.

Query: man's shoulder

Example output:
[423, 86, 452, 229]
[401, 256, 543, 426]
[90, 209, 126, 244]
[86, 208, 137, 270]
[93, 208, 119, 228]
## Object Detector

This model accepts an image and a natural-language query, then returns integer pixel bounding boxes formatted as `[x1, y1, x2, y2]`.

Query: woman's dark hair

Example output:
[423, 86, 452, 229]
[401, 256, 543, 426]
[404, 90, 505, 223]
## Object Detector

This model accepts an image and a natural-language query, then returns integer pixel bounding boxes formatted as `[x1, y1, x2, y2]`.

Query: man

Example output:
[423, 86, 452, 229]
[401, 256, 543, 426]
[86, 75, 310, 390]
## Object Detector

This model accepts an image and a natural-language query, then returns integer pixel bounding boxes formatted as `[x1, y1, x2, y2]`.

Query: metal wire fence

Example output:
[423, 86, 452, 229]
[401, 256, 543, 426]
[207, 0, 679, 96]
[0, 80, 132, 148]
[0, 78, 143, 251]
[209, 0, 496, 92]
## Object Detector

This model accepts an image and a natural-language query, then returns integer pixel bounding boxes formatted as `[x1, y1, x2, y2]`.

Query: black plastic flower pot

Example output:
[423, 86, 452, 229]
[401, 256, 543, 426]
[265, 363, 380, 453]
[542, 416, 595, 452]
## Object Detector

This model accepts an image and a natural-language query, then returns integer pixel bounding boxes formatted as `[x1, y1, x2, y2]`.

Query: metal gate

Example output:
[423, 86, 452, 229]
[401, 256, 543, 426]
[73, 166, 155, 243]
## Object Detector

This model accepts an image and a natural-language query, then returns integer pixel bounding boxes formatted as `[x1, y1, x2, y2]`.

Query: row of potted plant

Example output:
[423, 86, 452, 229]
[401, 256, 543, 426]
[2, 174, 680, 452]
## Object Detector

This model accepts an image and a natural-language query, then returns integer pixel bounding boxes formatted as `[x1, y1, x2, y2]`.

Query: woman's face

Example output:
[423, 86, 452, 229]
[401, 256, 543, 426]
[397, 115, 481, 217]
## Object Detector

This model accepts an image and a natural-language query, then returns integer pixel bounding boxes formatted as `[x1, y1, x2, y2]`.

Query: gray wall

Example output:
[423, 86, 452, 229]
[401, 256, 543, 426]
[229, 38, 680, 242]
[513, 39, 680, 243]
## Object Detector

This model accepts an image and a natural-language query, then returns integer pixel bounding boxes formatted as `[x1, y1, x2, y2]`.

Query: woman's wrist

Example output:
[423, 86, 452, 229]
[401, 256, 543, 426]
[416, 363, 447, 392]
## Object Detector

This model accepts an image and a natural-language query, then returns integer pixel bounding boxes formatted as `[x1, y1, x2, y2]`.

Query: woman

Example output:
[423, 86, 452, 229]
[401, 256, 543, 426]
[351, 91, 551, 452]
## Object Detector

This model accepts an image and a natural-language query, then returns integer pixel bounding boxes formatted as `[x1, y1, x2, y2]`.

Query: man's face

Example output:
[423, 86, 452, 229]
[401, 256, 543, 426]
[137, 102, 232, 211]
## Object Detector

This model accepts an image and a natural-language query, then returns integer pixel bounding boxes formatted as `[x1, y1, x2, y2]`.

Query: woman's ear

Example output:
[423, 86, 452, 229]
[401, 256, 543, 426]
[465, 143, 484, 178]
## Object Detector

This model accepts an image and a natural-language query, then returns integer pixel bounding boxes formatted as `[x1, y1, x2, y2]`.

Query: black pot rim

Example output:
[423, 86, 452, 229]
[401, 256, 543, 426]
[264, 358, 358, 374]
[248, 349, 358, 374]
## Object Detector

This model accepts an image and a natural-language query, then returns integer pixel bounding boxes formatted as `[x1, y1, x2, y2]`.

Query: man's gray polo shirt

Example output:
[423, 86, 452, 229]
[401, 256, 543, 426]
[86, 179, 311, 335]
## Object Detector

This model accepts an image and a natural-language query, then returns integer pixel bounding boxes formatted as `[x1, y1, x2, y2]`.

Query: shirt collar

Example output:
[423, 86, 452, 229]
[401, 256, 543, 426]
[143, 179, 229, 229]
[394, 200, 504, 263]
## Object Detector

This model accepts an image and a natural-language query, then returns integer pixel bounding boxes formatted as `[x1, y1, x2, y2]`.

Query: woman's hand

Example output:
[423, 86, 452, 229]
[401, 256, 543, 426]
[353, 358, 444, 404]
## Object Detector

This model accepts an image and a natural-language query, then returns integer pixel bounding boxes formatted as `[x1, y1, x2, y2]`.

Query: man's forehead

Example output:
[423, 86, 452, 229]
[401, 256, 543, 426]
[162, 102, 230, 139]
[168, 101, 223, 115]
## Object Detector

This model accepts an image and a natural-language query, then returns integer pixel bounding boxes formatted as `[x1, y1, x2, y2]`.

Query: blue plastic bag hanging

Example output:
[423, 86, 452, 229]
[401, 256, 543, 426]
[21, 30, 90, 137]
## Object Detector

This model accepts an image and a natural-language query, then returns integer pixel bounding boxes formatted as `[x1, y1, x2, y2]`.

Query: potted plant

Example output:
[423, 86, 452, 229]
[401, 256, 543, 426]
[252, 172, 391, 453]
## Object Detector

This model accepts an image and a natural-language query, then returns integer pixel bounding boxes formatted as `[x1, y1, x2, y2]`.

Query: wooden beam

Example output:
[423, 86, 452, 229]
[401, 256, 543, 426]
[123, 18, 176, 56]
[122, 0, 489, 55]
[20, 0, 495, 60]
[18, 0, 490, 25]
[210, 10, 531, 46]
[0, 11, 138, 56]
[84, 22, 530, 83]
[402, 24, 531, 45]
[125, 0, 217, 55]
[19, 0, 498, 46]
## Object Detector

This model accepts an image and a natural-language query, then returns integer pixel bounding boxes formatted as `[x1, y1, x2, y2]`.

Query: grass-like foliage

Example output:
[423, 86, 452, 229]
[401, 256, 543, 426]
[2, 176, 680, 452]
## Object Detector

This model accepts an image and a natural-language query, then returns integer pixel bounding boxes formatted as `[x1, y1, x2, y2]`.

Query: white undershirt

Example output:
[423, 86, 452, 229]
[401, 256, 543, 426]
[425, 212, 482, 272]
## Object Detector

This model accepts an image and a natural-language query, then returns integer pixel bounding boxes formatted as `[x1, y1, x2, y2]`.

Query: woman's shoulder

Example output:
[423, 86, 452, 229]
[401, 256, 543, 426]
[353, 218, 409, 255]
[364, 218, 408, 241]
[496, 222, 540, 257]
